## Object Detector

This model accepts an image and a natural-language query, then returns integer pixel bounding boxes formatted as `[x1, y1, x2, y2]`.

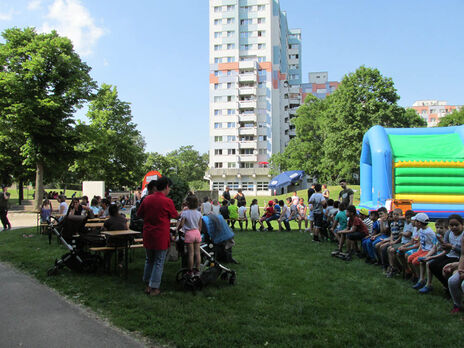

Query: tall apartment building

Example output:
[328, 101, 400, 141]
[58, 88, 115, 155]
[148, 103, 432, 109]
[301, 72, 340, 101]
[410, 100, 462, 127]
[206, 0, 302, 195]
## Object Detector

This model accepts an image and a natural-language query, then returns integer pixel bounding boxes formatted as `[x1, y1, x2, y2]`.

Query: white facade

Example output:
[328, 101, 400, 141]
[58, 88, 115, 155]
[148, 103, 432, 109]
[206, 0, 302, 195]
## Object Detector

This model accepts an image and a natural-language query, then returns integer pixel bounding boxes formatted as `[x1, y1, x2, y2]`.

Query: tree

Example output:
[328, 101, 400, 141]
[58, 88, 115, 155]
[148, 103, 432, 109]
[71, 84, 146, 189]
[165, 146, 209, 186]
[437, 108, 464, 127]
[143, 152, 173, 177]
[0, 27, 95, 209]
[271, 66, 426, 183]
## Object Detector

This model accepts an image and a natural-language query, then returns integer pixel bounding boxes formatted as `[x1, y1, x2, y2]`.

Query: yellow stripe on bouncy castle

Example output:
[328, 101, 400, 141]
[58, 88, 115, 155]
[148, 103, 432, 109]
[394, 194, 464, 204]
[394, 160, 464, 168]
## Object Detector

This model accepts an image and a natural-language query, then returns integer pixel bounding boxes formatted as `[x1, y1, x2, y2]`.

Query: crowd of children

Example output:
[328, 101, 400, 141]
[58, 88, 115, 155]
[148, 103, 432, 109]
[330, 205, 464, 314]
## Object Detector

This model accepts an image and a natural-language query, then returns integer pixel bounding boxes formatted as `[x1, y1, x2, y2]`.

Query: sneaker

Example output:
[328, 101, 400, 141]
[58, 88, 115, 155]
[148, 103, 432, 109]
[331, 250, 341, 256]
[412, 281, 425, 290]
[418, 285, 433, 294]
[451, 305, 461, 314]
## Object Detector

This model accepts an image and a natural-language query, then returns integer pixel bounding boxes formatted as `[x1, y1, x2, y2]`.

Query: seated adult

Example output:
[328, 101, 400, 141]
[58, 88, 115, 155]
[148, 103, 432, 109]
[103, 204, 128, 231]
[67, 197, 91, 217]
[99, 199, 110, 218]
[57, 195, 68, 216]
[90, 198, 102, 216]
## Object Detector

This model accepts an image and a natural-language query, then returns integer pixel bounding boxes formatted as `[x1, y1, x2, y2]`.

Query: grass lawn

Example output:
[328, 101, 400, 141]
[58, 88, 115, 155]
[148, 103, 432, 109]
[0, 223, 462, 347]
[7, 189, 82, 206]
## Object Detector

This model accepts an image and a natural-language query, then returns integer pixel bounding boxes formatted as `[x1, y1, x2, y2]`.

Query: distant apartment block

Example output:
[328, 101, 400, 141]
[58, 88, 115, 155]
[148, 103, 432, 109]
[206, 0, 302, 195]
[410, 100, 462, 127]
[301, 72, 340, 101]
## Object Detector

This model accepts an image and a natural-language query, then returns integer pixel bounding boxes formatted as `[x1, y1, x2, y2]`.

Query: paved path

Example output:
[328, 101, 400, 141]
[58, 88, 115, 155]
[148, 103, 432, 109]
[0, 262, 147, 348]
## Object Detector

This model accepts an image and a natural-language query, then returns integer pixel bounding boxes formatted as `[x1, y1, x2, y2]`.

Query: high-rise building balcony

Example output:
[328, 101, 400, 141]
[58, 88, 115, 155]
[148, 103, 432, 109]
[239, 73, 257, 82]
[238, 141, 257, 149]
[239, 87, 257, 95]
[238, 126, 257, 136]
[238, 154, 258, 162]
[238, 99, 257, 108]
[239, 61, 258, 70]
[239, 113, 257, 122]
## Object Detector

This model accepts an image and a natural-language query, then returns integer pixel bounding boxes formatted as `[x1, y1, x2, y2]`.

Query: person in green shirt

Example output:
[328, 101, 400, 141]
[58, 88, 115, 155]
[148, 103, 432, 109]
[228, 198, 239, 229]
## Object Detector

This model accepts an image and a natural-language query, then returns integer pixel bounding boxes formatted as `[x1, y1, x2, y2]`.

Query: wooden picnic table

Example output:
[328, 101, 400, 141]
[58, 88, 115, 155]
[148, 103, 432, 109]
[85, 222, 104, 228]
[101, 230, 142, 277]
[87, 218, 108, 222]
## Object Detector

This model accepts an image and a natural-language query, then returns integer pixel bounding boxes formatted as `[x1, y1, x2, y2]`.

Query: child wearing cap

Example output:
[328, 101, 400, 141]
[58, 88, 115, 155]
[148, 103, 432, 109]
[259, 200, 275, 231]
[359, 208, 373, 234]
[408, 213, 437, 287]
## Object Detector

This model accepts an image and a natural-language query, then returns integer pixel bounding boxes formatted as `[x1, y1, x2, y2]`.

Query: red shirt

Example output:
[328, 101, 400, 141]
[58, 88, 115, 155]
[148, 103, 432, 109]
[265, 206, 274, 218]
[137, 192, 179, 250]
[349, 216, 369, 236]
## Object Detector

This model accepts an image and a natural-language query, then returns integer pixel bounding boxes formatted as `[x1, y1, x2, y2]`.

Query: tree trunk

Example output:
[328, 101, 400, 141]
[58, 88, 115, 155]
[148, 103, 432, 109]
[34, 162, 44, 211]
[18, 179, 23, 205]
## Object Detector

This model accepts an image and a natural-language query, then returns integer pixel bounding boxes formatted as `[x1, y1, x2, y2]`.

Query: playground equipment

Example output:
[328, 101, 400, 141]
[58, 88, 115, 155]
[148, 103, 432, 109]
[359, 125, 464, 219]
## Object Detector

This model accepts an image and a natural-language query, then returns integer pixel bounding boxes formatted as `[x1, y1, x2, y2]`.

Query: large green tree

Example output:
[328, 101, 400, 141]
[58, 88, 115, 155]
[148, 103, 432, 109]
[437, 108, 464, 127]
[71, 84, 146, 189]
[272, 66, 426, 182]
[0, 27, 95, 209]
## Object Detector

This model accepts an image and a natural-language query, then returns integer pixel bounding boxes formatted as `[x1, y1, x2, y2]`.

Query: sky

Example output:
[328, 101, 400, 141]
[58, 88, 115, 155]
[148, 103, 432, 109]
[0, 0, 463, 155]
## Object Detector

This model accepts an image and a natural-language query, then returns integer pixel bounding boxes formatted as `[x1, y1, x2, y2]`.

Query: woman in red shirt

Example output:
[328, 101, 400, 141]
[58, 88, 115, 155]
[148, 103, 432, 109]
[137, 177, 179, 296]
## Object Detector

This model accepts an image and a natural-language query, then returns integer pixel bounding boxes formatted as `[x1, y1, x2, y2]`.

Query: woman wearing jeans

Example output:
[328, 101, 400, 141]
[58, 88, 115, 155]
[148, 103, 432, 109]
[137, 177, 178, 296]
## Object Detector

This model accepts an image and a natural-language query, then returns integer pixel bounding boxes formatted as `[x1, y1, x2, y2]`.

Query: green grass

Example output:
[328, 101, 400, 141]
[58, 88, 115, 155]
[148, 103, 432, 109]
[7, 189, 82, 206]
[0, 224, 462, 347]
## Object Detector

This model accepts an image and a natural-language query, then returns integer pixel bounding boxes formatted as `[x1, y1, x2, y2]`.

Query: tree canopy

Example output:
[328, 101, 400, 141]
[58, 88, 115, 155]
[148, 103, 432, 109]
[437, 108, 464, 127]
[0, 27, 95, 208]
[271, 66, 427, 182]
[71, 84, 146, 189]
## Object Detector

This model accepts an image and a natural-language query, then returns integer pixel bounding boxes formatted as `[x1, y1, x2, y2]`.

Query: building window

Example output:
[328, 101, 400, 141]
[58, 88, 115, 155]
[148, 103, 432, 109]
[214, 57, 222, 63]
[258, 57, 266, 62]
[227, 109, 235, 115]
[257, 30, 264, 37]
[240, 163, 254, 168]
[214, 45, 222, 51]
[227, 82, 232, 89]
[227, 56, 235, 62]
[214, 96, 222, 103]
[226, 5, 234, 11]
[257, 18, 265, 24]
[240, 149, 254, 155]
[257, 181, 268, 190]
[214, 19, 221, 25]
[241, 182, 254, 191]
[214, 109, 221, 116]
[227, 122, 236, 128]
[227, 149, 236, 155]
[227, 135, 236, 141]
[227, 95, 234, 102]
[240, 31, 251, 38]
[227, 18, 234, 24]
[258, 149, 266, 155]
[227, 31, 234, 38]
[214, 32, 222, 38]
[214, 136, 223, 142]
[258, 135, 267, 141]
[257, 5, 265, 11]
[214, 122, 222, 129]
[214, 6, 222, 13]
[214, 162, 223, 168]
[227, 43, 235, 49]
[258, 43, 266, 50]
[227, 182, 240, 189]
[214, 83, 219, 89]
[214, 149, 223, 155]
[240, 19, 252, 25]
[212, 182, 225, 191]
[240, 135, 254, 141]
[228, 162, 236, 168]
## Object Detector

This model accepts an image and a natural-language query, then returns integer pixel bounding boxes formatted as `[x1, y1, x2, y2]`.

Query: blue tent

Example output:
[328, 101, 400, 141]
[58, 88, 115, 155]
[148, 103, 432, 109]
[268, 170, 305, 190]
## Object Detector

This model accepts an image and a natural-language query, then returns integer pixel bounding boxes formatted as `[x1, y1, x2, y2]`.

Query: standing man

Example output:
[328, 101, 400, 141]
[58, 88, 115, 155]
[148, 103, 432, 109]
[137, 177, 179, 296]
[222, 186, 231, 205]
[307, 184, 315, 202]
[309, 184, 326, 242]
[0, 186, 11, 230]
[338, 179, 354, 207]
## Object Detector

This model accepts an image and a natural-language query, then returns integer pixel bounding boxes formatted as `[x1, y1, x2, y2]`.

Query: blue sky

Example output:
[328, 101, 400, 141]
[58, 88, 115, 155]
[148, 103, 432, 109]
[1, 0, 463, 155]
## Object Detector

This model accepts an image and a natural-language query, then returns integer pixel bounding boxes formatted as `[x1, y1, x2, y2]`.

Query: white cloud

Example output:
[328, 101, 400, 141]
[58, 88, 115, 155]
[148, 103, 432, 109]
[0, 9, 14, 21]
[27, 1, 42, 11]
[40, 0, 105, 56]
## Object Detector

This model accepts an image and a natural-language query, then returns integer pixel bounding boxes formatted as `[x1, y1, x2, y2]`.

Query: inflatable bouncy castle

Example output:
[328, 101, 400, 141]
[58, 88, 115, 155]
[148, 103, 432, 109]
[359, 125, 464, 219]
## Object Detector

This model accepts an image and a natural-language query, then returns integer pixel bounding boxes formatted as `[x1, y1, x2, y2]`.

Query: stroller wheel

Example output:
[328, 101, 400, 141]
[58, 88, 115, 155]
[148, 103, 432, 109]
[176, 268, 189, 282]
[47, 267, 58, 276]
[229, 272, 236, 285]
[220, 272, 228, 281]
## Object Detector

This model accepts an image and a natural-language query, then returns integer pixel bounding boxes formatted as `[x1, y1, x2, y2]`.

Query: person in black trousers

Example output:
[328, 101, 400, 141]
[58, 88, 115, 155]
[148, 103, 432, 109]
[0, 186, 11, 230]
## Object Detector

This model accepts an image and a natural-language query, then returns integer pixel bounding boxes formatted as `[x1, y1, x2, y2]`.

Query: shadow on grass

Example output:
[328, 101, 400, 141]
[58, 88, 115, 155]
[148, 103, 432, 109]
[0, 226, 462, 347]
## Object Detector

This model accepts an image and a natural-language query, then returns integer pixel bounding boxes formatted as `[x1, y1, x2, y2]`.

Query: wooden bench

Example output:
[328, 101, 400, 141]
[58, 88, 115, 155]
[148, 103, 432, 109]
[134, 238, 143, 243]
[89, 246, 116, 252]
[129, 244, 143, 249]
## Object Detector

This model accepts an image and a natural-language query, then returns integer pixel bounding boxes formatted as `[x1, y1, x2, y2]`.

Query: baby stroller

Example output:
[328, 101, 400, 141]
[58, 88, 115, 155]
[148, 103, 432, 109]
[176, 215, 236, 291]
[46, 215, 102, 276]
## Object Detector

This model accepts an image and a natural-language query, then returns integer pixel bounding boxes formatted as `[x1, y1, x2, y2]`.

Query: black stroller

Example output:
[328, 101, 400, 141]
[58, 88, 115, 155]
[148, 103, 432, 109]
[176, 215, 236, 291]
[46, 215, 103, 276]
